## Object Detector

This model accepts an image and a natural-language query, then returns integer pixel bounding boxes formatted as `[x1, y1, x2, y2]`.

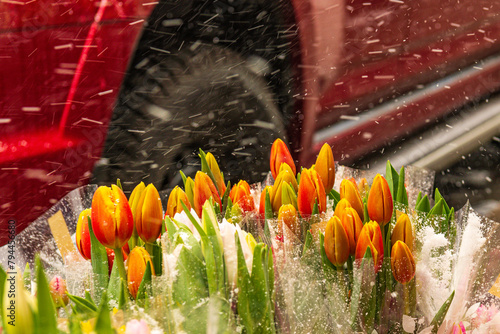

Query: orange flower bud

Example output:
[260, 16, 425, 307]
[229, 180, 255, 213]
[297, 168, 326, 217]
[166, 186, 191, 218]
[76, 209, 92, 260]
[340, 179, 364, 221]
[391, 213, 414, 252]
[91, 185, 134, 249]
[358, 178, 369, 199]
[259, 186, 273, 219]
[193, 171, 222, 217]
[324, 216, 350, 266]
[334, 198, 352, 219]
[355, 221, 384, 272]
[367, 174, 393, 226]
[127, 247, 155, 299]
[49, 276, 69, 307]
[340, 207, 364, 255]
[271, 166, 298, 212]
[206, 152, 226, 194]
[391, 241, 416, 284]
[314, 143, 335, 193]
[277, 204, 300, 236]
[135, 184, 163, 244]
[270, 138, 296, 180]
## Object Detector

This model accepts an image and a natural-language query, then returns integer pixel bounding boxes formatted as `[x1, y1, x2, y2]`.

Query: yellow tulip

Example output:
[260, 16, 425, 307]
[391, 213, 414, 252]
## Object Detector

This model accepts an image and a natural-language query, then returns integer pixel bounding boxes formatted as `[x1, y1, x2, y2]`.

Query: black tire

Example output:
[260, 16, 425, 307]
[93, 45, 286, 191]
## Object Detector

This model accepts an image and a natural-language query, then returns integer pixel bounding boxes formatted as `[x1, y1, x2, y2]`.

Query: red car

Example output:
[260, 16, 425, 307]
[1, 0, 500, 244]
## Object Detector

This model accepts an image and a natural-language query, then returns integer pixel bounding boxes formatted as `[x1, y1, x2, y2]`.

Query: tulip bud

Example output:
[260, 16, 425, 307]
[324, 216, 350, 266]
[49, 276, 69, 307]
[270, 138, 296, 179]
[76, 209, 92, 260]
[125, 319, 151, 334]
[129, 182, 146, 221]
[297, 168, 326, 217]
[135, 184, 163, 244]
[334, 198, 352, 219]
[340, 207, 364, 255]
[355, 221, 384, 272]
[91, 185, 134, 249]
[245, 233, 257, 252]
[271, 166, 298, 212]
[166, 186, 191, 218]
[277, 204, 300, 237]
[340, 179, 364, 221]
[193, 171, 222, 217]
[358, 178, 369, 199]
[258, 186, 273, 219]
[206, 152, 226, 194]
[367, 174, 393, 226]
[314, 143, 335, 193]
[229, 180, 255, 213]
[127, 247, 155, 299]
[391, 213, 414, 252]
[391, 241, 416, 284]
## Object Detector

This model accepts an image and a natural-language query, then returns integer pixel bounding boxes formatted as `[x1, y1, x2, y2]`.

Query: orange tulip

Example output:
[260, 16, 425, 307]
[314, 143, 335, 193]
[129, 182, 146, 220]
[270, 138, 296, 180]
[391, 213, 414, 251]
[206, 152, 226, 194]
[76, 208, 92, 260]
[166, 186, 192, 218]
[135, 184, 163, 244]
[297, 168, 326, 217]
[324, 216, 350, 266]
[127, 247, 155, 299]
[271, 165, 298, 212]
[91, 185, 134, 249]
[259, 186, 273, 219]
[277, 204, 300, 236]
[391, 241, 416, 284]
[229, 180, 255, 213]
[367, 174, 393, 226]
[193, 171, 222, 217]
[340, 207, 364, 255]
[358, 178, 369, 199]
[340, 179, 364, 221]
[334, 198, 352, 219]
[355, 221, 384, 272]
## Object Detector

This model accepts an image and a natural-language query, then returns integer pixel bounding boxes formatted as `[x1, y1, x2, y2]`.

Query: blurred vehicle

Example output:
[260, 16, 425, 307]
[1, 0, 500, 244]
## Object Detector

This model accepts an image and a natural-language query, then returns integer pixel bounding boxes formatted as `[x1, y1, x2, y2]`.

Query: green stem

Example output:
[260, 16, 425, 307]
[113, 248, 127, 283]
[145, 242, 154, 259]
[403, 282, 410, 316]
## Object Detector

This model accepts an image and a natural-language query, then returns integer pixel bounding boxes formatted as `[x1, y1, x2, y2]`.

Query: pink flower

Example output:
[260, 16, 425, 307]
[452, 322, 466, 334]
[472, 304, 499, 328]
[125, 319, 150, 334]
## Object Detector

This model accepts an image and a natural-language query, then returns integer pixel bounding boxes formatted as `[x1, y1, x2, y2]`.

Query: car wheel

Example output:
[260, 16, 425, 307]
[93, 45, 286, 191]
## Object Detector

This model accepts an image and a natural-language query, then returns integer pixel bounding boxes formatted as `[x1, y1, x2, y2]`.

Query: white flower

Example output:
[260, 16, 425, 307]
[173, 208, 201, 240]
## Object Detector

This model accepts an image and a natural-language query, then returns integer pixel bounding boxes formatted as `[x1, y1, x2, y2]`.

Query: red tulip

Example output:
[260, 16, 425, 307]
[127, 247, 155, 299]
[166, 186, 192, 218]
[135, 184, 163, 244]
[355, 221, 384, 272]
[229, 180, 255, 213]
[314, 143, 335, 193]
[297, 168, 326, 217]
[76, 208, 92, 260]
[91, 185, 134, 249]
[340, 179, 364, 221]
[258, 186, 273, 219]
[193, 171, 221, 217]
[367, 174, 393, 226]
[270, 138, 296, 180]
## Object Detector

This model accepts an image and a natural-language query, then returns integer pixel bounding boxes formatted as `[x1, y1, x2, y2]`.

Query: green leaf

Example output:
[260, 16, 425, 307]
[94, 292, 113, 334]
[434, 188, 450, 215]
[164, 217, 178, 244]
[180, 202, 207, 239]
[35, 257, 58, 333]
[67, 294, 98, 314]
[431, 291, 455, 334]
[85, 290, 94, 304]
[328, 189, 341, 209]
[428, 198, 445, 217]
[265, 189, 273, 220]
[107, 259, 121, 307]
[386, 160, 399, 199]
[180, 170, 187, 187]
[152, 241, 163, 276]
[173, 228, 204, 262]
[302, 230, 313, 256]
[415, 194, 431, 213]
[69, 314, 83, 334]
[416, 192, 422, 207]
[119, 279, 127, 310]
[225, 197, 233, 220]
[87, 216, 109, 302]
[116, 178, 123, 191]
[22, 263, 31, 290]
[199, 149, 220, 194]
[447, 207, 456, 245]
[221, 181, 231, 215]
[363, 202, 369, 224]
[396, 166, 408, 206]
[311, 199, 319, 216]
[136, 261, 153, 305]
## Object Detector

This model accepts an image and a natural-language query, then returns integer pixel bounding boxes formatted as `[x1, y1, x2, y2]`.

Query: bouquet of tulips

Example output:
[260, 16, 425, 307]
[1, 139, 500, 334]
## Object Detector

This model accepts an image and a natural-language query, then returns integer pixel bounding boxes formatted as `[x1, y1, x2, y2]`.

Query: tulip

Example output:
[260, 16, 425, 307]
[358, 178, 369, 199]
[451, 322, 466, 334]
[258, 186, 273, 219]
[166, 186, 191, 218]
[219, 220, 253, 287]
[129, 182, 146, 220]
[135, 184, 163, 244]
[334, 198, 352, 219]
[91, 185, 134, 250]
[297, 168, 326, 217]
[277, 204, 300, 237]
[391, 213, 414, 251]
[367, 174, 393, 226]
[324, 216, 350, 266]
[391, 241, 416, 284]
[314, 143, 335, 193]
[127, 247, 155, 299]
[49, 276, 69, 307]
[270, 138, 296, 179]
[355, 221, 384, 272]
[340, 179, 364, 221]
[271, 165, 298, 212]
[185, 176, 195, 208]
[206, 152, 226, 194]
[229, 180, 255, 213]
[193, 171, 222, 217]
[76, 208, 92, 260]
[125, 319, 151, 334]
[340, 207, 364, 255]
